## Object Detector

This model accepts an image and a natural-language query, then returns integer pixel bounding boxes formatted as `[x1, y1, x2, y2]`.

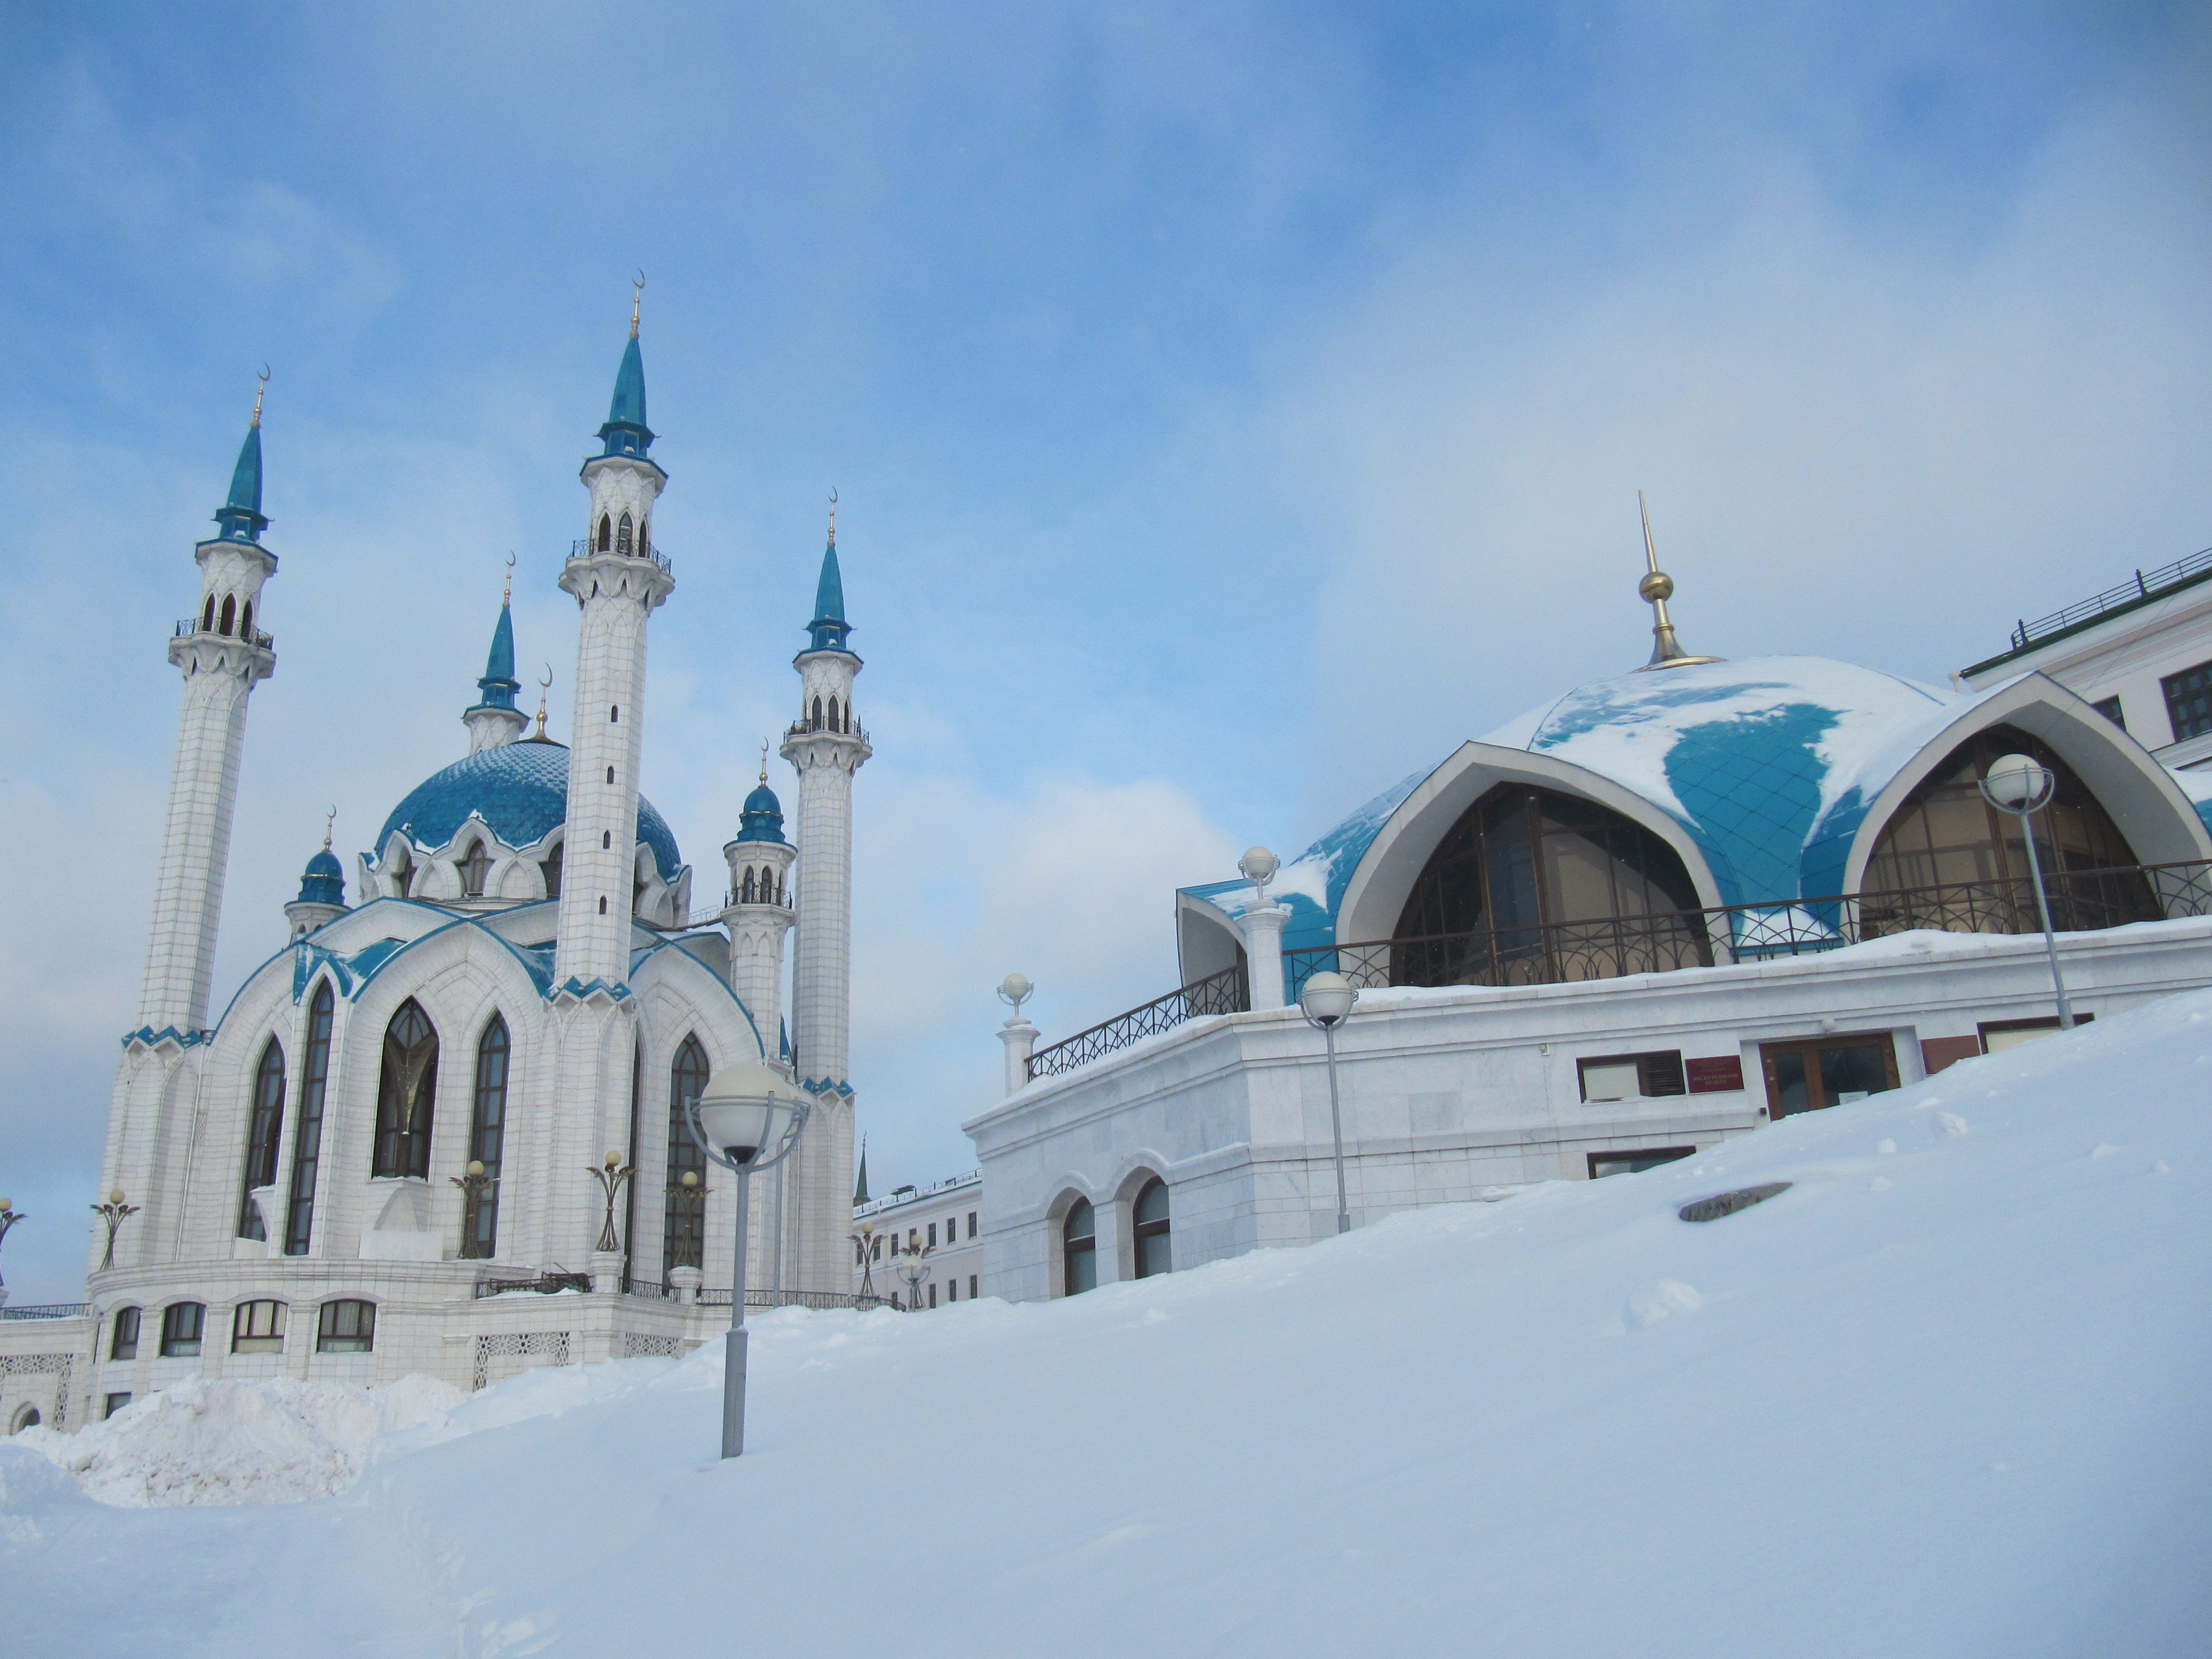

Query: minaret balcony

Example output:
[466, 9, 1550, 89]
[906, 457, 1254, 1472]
[784, 718, 869, 746]
[176, 617, 274, 650]
[568, 537, 673, 577]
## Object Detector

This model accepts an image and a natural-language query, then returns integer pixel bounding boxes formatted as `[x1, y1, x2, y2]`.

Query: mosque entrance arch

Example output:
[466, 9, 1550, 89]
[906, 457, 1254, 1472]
[1390, 784, 1708, 987]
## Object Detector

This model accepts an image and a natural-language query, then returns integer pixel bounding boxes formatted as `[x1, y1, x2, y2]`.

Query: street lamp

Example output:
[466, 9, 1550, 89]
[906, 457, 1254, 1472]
[1298, 971, 1359, 1235]
[91, 1190, 139, 1272]
[0, 1198, 22, 1308]
[850, 1220, 880, 1303]
[589, 1151, 634, 1253]
[1979, 752, 2076, 1030]
[687, 1063, 809, 1459]
[896, 1246, 933, 1311]
[450, 1160, 496, 1259]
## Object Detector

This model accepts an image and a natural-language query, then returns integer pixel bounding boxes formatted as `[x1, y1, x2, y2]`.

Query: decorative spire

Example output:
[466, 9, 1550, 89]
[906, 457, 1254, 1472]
[630, 270, 644, 339]
[213, 369, 270, 542]
[854, 1136, 869, 1204]
[597, 281, 655, 460]
[827, 487, 837, 546]
[473, 581, 521, 712]
[760, 739, 770, 785]
[806, 503, 853, 653]
[1633, 491, 1720, 672]
[533, 665, 553, 740]
[324, 805, 335, 851]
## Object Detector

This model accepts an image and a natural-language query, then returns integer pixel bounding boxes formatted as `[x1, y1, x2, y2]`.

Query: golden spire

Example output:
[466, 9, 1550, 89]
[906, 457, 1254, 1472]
[252, 364, 269, 428]
[759, 739, 770, 785]
[630, 270, 645, 338]
[1633, 491, 1721, 672]
[503, 552, 515, 606]
[827, 487, 838, 546]
[324, 805, 336, 850]
[535, 664, 553, 739]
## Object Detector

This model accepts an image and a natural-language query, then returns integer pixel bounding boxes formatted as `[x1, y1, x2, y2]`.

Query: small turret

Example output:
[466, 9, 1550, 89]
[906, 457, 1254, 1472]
[463, 566, 529, 753]
[596, 280, 655, 462]
[212, 376, 269, 544]
[806, 509, 853, 654]
[722, 748, 798, 1063]
[285, 816, 348, 940]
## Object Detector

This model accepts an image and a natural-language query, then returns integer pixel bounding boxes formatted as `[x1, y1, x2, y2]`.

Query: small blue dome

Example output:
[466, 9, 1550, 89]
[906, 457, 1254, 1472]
[375, 740, 683, 878]
[298, 846, 345, 908]
[733, 780, 786, 844]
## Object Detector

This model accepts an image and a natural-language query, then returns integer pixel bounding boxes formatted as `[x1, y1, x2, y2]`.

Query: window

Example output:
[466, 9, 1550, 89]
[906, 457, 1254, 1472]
[740, 868, 756, 904]
[104, 1393, 132, 1420]
[812, 696, 824, 731]
[219, 594, 236, 635]
[927, 1223, 937, 1249]
[1588, 1147, 1696, 1179]
[2091, 695, 2125, 731]
[317, 1300, 375, 1353]
[1132, 1177, 1171, 1278]
[541, 843, 563, 900]
[828, 697, 840, 731]
[597, 513, 612, 552]
[928, 1283, 937, 1308]
[285, 982, 336, 1255]
[109, 1305, 140, 1360]
[201, 595, 216, 632]
[663, 1036, 711, 1274]
[1979, 1014, 2093, 1053]
[231, 1300, 286, 1354]
[967, 1211, 977, 1239]
[2163, 660, 2212, 742]
[1863, 725, 2157, 933]
[1392, 784, 1707, 988]
[1759, 1035, 1900, 1119]
[461, 843, 492, 898]
[372, 999, 439, 1180]
[610, 705, 619, 723]
[969, 1275, 978, 1298]
[9, 1405, 39, 1433]
[599, 896, 607, 914]
[463, 1016, 510, 1259]
[1577, 1051, 1687, 1104]
[241, 599, 254, 638]
[946, 1280, 955, 1302]
[617, 512, 633, 556]
[1062, 1199, 1097, 1296]
[238, 1038, 285, 1238]
[602, 831, 612, 849]
[160, 1302, 205, 1358]
[606, 766, 615, 784]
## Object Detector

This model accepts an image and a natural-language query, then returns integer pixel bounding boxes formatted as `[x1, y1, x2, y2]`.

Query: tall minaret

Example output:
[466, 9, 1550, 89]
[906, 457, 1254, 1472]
[780, 502, 869, 1290]
[555, 288, 674, 992]
[463, 565, 528, 753]
[134, 378, 280, 1037]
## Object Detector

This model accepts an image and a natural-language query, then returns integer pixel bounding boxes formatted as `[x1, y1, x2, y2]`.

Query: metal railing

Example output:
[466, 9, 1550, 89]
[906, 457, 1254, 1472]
[0, 1303, 88, 1320]
[1026, 962, 1249, 1081]
[695, 1288, 895, 1311]
[472, 1271, 592, 1298]
[175, 618, 275, 649]
[784, 718, 869, 746]
[2007, 546, 2212, 653]
[1282, 859, 2207, 999]
[569, 538, 673, 576]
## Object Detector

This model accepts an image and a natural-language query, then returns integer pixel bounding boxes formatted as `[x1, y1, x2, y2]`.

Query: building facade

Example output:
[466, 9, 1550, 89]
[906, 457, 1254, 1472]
[852, 1170, 984, 1310]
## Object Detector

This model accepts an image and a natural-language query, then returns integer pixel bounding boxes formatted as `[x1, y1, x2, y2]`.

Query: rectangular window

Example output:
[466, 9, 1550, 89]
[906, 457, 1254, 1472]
[969, 1275, 978, 1299]
[1588, 1147, 1696, 1179]
[109, 1306, 140, 1361]
[967, 1211, 978, 1239]
[946, 1281, 956, 1302]
[2091, 695, 2125, 731]
[928, 1283, 937, 1308]
[927, 1223, 937, 1249]
[317, 1300, 376, 1354]
[1759, 1035, 1900, 1119]
[1979, 1014, 2093, 1053]
[231, 1300, 286, 1354]
[159, 1302, 205, 1358]
[1578, 1051, 1686, 1103]
[103, 1392, 132, 1420]
[2162, 660, 2212, 742]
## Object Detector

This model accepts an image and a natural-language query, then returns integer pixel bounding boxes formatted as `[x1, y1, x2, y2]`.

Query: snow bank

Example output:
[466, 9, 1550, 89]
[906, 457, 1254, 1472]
[8, 990, 2212, 1656]
[13, 1372, 465, 1506]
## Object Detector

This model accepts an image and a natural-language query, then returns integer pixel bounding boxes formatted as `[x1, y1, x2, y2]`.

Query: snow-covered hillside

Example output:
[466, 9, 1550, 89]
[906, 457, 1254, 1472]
[7, 990, 2211, 1657]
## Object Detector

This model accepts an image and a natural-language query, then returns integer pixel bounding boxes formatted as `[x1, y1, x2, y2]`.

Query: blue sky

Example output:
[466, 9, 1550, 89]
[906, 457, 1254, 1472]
[1, 2, 2206, 1300]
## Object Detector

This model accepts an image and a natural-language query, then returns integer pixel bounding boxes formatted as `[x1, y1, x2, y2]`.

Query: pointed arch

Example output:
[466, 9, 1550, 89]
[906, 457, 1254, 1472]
[740, 867, 757, 905]
[460, 838, 493, 899]
[283, 980, 336, 1255]
[662, 1034, 711, 1276]
[237, 1036, 285, 1240]
[828, 696, 839, 732]
[201, 595, 216, 632]
[372, 998, 439, 1180]
[812, 696, 824, 732]
[462, 1014, 510, 1258]
[218, 594, 236, 635]
[617, 512, 634, 556]
[240, 599, 254, 639]
[598, 513, 613, 552]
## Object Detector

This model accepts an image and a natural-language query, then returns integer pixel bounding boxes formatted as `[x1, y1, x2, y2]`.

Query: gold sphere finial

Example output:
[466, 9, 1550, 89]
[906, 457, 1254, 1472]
[1639, 570, 1674, 604]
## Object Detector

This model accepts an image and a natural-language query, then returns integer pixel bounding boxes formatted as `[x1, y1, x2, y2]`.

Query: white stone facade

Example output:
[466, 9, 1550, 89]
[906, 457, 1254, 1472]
[853, 1171, 985, 1310]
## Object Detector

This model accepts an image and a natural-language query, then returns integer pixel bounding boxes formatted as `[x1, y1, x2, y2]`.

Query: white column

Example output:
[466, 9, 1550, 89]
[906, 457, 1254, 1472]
[999, 1017, 1039, 1093]
[1236, 902, 1291, 1011]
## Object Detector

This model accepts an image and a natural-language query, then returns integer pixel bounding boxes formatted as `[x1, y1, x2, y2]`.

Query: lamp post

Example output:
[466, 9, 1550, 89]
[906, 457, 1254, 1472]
[590, 1151, 634, 1252]
[450, 1161, 496, 1259]
[850, 1220, 880, 1303]
[1297, 972, 1359, 1235]
[0, 1199, 22, 1308]
[1979, 753, 2076, 1030]
[687, 1063, 809, 1459]
[896, 1248, 933, 1311]
[91, 1190, 139, 1272]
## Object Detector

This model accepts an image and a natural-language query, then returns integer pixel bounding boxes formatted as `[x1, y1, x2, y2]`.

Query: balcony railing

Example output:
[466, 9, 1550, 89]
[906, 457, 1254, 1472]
[0, 1303, 88, 1320]
[784, 717, 869, 745]
[570, 538, 673, 576]
[1026, 962, 1249, 1081]
[2005, 545, 2212, 653]
[693, 1288, 895, 1311]
[175, 618, 275, 648]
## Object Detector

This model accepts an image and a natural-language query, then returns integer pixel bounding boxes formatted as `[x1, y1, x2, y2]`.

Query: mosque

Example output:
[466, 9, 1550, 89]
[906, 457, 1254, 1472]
[0, 301, 874, 1425]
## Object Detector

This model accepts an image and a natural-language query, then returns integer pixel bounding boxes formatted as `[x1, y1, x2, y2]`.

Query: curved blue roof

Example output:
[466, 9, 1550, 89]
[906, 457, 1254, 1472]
[374, 739, 682, 878]
[297, 845, 345, 907]
[732, 780, 786, 844]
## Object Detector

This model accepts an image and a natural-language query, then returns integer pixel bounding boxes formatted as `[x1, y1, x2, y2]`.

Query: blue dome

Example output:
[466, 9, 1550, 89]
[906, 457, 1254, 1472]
[297, 846, 345, 907]
[732, 780, 786, 844]
[375, 740, 683, 879]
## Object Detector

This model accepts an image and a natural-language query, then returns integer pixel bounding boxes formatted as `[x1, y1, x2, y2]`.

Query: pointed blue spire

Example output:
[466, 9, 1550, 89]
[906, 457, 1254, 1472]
[212, 380, 269, 542]
[596, 299, 655, 459]
[807, 539, 852, 653]
[473, 592, 520, 712]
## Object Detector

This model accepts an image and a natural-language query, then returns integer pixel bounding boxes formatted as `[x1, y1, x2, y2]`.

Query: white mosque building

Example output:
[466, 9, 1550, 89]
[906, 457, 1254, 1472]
[0, 306, 876, 1426]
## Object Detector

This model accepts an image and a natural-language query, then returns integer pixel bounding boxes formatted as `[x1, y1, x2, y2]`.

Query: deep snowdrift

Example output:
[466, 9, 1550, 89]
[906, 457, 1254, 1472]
[6, 989, 2210, 1657]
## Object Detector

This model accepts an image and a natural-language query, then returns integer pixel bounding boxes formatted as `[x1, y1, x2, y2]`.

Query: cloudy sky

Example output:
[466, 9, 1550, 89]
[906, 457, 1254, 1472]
[1, 2, 2206, 1299]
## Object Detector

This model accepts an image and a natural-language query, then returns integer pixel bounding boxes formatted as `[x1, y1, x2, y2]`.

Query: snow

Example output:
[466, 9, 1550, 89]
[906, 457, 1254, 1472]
[10, 989, 2212, 1655]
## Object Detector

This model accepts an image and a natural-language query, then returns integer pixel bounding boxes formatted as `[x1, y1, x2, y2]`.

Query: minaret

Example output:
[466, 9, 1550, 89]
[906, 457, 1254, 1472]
[463, 562, 528, 753]
[285, 813, 348, 940]
[721, 748, 798, 1046]
[555, 286, 674, 992]
[780, 498, 869, 1291]
[134, 376, 280, 1039]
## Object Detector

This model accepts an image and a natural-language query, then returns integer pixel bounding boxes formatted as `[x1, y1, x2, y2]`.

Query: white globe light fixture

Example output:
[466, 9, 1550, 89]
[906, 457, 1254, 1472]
[686, 1062, 810, 1458]
[1238, 846, 1280, 902]
[1977, 752, 2074, 1030]
[1297, 971, 1360, 1234]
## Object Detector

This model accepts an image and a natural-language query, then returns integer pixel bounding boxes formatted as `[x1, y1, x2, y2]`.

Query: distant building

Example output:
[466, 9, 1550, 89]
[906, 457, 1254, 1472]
[853, 1172, 984, 1310]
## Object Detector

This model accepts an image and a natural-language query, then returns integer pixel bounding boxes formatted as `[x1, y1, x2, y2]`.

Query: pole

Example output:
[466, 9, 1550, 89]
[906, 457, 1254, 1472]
[723, 1162, 752, 1459]
[2018, 810, 2077, 1030]
[1323, 1022, 1350, 1235]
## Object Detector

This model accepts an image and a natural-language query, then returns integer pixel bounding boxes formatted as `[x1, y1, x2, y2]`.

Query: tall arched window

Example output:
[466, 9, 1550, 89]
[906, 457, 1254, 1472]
[1131, 1178, 1171, 1279]
[283, 981, 335, 1255]
[1392, 784, 1706, 988]
[811, 696, 823, 731]
[1862, 724, 2160, 935]
[740, 868, 757, 905]
[540, 841, 563, 899]
[201, 595, 215, 632]
[597, 513, 612, 552]
[617, 512, 634, 556]
[461, 842, 492, 899]
[638, 516, 650, 555]
[828, 696, 839, 732]
[662, 1036, 711, 1276]
[240, 600, 254, 638]
[462, 1016, 510, 1259]
[372, 999, 439, 1179]
[1061, 1199, 1097, 1296]
[218, 594, 236, 635]
[237, 1039, 286, 1239]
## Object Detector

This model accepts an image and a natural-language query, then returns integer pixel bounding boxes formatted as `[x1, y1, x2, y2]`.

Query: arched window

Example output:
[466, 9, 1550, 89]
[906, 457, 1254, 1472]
[463, 1015, 510, 1259]
[599, 896, 607, 914]
[540, 842, 562, 899]
[610, 705, 619, 722]
[663, 1036, 712, 1276]
[237, 1038, 285, 1239]
[160, 1302, 206, 1358]
[231, 1300, 286, 1354]
[812, 696, 824, 732]
[1132, 1178, 1171, 1279]
[1061, 1199, 1097, 1296]
[108, 1306, 140, 1360]
[218, 594, 236, 635]
[598, 513, 612, 552]
[284, 981, 335, 1255]
[1862, 724, 2160, 935]
[606, 766, 615, 784]
[740, 868, 756, 905]
[371, 999, 439, 1180]
[240, 599, 253, 639]
[638, 517, 650, 555]
[461, 843, 492, 899]
[617, 512, 633, 556]
[317, 1300, 375, 1353]
[828, 696, 839, 732]
[1392, 784, 1707, 988]
[201, 596, 215, 632]
[8, 1405, 39, 1434]
[602, 831, 612, 849]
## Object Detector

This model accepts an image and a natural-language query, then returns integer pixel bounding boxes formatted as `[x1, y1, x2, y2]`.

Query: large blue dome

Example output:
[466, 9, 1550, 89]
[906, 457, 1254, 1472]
[375, 739, 683, 879]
